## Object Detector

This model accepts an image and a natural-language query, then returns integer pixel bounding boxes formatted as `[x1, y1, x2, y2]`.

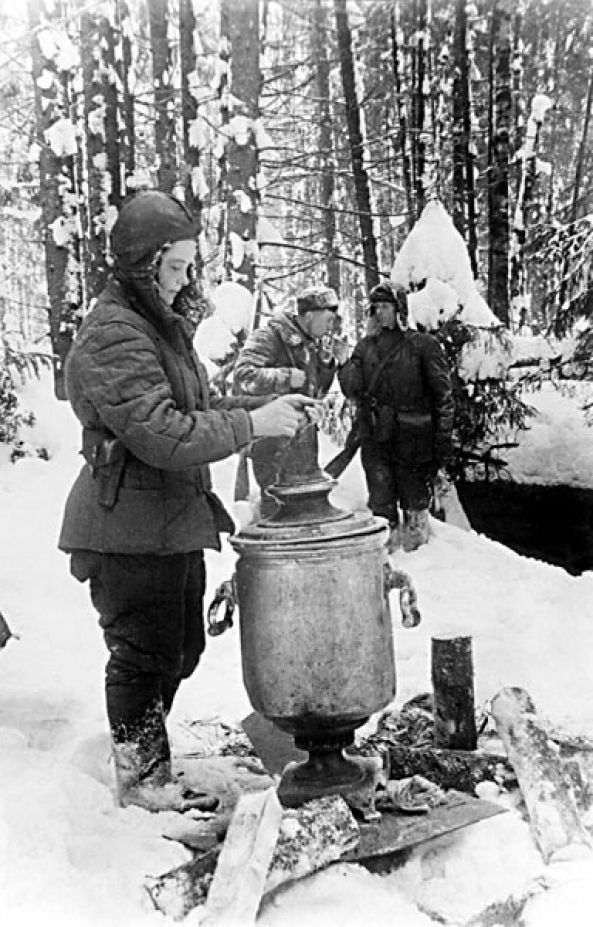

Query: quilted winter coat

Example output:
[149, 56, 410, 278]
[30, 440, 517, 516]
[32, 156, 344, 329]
[59, 279, 254, 555]
[338, 327, 455, 469]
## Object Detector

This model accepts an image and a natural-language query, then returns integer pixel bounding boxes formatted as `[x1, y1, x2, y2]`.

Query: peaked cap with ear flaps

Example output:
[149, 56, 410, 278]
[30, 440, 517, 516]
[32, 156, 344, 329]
[110, 190, 198, 267]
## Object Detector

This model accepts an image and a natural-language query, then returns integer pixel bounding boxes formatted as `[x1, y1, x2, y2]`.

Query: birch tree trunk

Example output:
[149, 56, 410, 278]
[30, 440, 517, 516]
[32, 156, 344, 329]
[334, 0, 378, 294]
[149, 0, 177, 193]
[487, 0, 512, 325]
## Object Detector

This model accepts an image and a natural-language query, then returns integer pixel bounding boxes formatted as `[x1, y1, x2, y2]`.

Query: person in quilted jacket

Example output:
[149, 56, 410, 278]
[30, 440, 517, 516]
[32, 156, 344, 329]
[233, 286, 350, 516]
[338, 282, 454, 551]
[58, 190, 315, 813]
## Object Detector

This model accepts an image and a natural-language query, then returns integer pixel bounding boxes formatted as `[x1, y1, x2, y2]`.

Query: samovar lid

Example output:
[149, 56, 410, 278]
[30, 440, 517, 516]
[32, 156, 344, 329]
[231, 506, 386, 549]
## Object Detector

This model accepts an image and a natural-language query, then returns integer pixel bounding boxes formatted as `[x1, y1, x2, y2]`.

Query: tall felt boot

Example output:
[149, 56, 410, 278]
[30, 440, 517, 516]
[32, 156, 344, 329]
[110, 700, 218, 813]
[112, 740, 218, 813]
[401, 508, 430, 552]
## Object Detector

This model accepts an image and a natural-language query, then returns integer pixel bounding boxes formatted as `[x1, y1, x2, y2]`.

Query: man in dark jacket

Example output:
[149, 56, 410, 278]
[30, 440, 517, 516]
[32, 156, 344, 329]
[338, 282, 454, 551]
[59, 190, 313, 812]
[233, 286, 349, 517]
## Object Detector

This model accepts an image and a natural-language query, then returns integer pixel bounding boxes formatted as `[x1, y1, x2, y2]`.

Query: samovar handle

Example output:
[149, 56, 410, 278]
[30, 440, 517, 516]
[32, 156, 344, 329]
[207, 575, 237, 637]
[383, 562, 422, 628]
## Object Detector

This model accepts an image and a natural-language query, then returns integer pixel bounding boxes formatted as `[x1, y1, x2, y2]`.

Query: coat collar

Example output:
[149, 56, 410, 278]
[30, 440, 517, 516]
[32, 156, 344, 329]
[268, 311, 314, 348]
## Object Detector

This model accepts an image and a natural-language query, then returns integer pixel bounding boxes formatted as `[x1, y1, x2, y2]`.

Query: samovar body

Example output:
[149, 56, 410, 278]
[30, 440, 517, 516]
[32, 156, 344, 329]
[233, 519, 395, 738]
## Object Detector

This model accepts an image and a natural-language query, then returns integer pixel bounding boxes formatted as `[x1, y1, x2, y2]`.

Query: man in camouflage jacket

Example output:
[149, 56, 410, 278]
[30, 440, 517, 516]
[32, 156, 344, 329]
[233, 286, 348, 516]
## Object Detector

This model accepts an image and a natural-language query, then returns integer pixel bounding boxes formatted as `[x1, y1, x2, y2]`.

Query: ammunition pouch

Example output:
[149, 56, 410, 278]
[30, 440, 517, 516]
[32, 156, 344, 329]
[81, 428, 126, 511]
[360, 399, 394, 444]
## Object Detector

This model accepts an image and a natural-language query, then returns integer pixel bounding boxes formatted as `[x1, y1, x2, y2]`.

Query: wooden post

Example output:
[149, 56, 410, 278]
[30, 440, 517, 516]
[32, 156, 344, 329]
[431, 635, 477, 750]
[201, 787, 283, 927]
[491, 687, 592, 864]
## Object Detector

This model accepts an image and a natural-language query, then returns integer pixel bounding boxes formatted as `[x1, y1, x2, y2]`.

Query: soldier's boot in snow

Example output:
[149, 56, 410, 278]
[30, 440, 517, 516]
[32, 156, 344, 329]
[112, 741, 219, 813]
[386, 520, 401, 553]
[401, 509, 430, 552]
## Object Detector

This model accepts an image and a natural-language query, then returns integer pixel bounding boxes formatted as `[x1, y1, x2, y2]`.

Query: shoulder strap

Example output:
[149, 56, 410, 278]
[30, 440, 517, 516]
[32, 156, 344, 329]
[366, 338, 408, 397]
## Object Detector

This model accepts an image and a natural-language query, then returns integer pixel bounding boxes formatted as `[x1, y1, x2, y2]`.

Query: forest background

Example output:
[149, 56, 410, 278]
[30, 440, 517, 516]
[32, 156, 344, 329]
[0, 0, 592, 471]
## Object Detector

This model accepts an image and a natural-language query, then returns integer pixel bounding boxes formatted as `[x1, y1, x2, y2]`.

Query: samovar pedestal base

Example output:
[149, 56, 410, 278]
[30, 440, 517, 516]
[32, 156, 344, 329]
[277, 749, 383, 821]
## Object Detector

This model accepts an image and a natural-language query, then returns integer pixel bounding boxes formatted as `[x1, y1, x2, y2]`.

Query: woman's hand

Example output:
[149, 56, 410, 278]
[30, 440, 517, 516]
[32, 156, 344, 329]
[250, 395, 322, 438]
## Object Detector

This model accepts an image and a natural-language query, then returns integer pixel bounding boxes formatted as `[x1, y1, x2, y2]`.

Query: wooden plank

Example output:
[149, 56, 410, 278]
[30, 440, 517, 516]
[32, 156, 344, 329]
[491, 687, 592, 863]
[145, 793, 359, 921]
[201, 787, 283, 927]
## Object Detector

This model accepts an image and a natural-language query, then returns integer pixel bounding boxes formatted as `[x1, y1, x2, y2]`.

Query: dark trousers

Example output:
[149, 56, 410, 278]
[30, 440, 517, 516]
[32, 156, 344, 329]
[360, 440, 433, 523]
[70, 550, 206, 769]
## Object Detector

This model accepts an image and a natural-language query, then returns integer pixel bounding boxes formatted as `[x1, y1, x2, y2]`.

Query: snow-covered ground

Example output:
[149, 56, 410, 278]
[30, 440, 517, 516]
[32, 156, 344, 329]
[2, 370, 593, 927]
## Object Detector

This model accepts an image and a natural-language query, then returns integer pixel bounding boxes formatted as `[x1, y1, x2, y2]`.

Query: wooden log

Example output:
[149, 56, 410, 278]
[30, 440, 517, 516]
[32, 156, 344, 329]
[490, 687, 592, 863]
[145, 793, 359, 921]
[386, 744, 514, 794]
[265, 794, 359, 894]
[201, 787, 283, 927]
[431, 635, 477, 750]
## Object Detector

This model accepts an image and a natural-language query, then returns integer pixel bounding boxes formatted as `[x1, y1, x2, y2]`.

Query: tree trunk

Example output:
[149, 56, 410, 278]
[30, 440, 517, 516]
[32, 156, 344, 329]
[452, 0, 467, 240]
[556, 70, 593, 328]
[81, 11, 115, 300]
[431, 635, 477, 750]
[509, 6, 525, 319]
[28, 0, 82, 399]
[333, 0, 378, 295]
[314, 0, 339, 293]
[115, 0, 135, 188]
[411, 0, 429, 219]
[487, 0, 512, 325]
[149, 0, 177, 193]
[453, 0, 478, 278]
[390, 3, 414, 231]
[220, 0, 260, 299]
[179, 0, 201, 230]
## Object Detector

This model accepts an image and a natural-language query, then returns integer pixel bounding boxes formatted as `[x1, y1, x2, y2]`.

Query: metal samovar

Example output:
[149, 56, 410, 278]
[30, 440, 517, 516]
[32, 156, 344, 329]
[210, 423, 418, 812]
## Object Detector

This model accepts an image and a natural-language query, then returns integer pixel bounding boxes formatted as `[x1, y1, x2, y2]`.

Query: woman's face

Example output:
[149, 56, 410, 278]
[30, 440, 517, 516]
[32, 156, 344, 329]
[157, 239, 196, 306]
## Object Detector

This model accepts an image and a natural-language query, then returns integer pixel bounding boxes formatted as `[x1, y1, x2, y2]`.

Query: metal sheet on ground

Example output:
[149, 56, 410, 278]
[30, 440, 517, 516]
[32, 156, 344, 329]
[242, 712, 306, 775]
[344, 791, 506, 865]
